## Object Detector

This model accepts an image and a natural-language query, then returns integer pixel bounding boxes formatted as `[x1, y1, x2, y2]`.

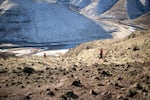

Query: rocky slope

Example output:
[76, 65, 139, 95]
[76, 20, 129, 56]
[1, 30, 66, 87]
[0, 30, 149, 100]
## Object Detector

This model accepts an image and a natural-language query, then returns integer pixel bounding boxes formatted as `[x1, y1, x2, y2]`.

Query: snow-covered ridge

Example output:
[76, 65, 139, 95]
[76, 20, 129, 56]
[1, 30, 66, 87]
[66, 0, 150, 19]
[0, 0, 149, 44]
[0, 0, 111, 43]
[80, 0, 118, 17]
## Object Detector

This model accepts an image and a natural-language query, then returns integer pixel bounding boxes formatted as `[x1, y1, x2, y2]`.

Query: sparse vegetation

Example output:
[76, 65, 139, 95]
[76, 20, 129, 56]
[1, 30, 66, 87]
[0, 30, 149, 100]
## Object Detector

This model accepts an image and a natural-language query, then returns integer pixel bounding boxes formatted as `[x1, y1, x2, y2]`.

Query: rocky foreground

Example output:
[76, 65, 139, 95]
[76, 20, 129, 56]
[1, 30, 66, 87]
[0, 30, 150, 100]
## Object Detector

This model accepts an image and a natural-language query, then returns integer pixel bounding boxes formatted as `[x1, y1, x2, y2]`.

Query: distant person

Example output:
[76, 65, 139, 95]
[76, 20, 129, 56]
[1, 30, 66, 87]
[44, 53, 46, 58]
[99, 48, 103, 59]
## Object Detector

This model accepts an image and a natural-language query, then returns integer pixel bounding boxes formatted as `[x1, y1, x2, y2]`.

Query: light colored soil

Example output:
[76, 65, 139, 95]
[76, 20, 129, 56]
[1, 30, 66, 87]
[98, 20, 133, 39]
[134, 12, 150, 29]
[0, 30, 150, 100]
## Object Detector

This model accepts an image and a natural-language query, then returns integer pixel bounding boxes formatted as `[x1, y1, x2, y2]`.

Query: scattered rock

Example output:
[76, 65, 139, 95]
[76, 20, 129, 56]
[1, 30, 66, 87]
[61, 95, 67, 100]
[115, 64, 120, 67]
[37, 70, 44, 75]
[12, 70, 17, 73]
[97, 83, 104, 86]
[133, 45, 140, 51]
[118, 77, 123, 80]
[17, 67, 22, 70]
[73, 64, 78, 68]
[26, 81, 30, 84]
[103, 59, 108, 62]
[0, 68, 7, 73]
[62, 91, 78, 100]
[86, 46, 91, 49]
[123, 97, 129, 100]
[126, 89, 137, 98]
[97, 68, 103, 71]
[0, 30, 149, 100]
[5, 84, 8, 87]
[17, 81, 22, 85]
[54, 88, 59, 91]
[2, 95, 8, 98]
[47, 91, 55, 96]
[95, 77, 100, 80]
[72, 80, 82, 87]
[135, 83, 143, 90]
[72, 67, 77, 71]
[90, 90, 98, 95]
[102, 92, 112, 100]
[93, 63, 99, 67]
[11, 82, 16, 86]
[24, 94, 31, 100]
[23, 67, 35, 75]
[71, 74, 74, 78]
[100, 71, 111, 77]
[117, 95, 123, 99]
[21, 85, 25, 88]
[115, 83, 123, 88]
[37, 85, 41, 88]
[46, 88, 50, 91]
[142, 87, 148, 93]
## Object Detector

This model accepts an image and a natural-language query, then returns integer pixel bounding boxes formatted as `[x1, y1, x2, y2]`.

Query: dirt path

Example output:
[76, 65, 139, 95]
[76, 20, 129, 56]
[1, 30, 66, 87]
[97, 20, 134, 39]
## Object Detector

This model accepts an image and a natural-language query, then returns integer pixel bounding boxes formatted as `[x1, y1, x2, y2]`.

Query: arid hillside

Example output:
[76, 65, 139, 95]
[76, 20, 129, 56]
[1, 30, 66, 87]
[133, 12, 150, 29]
[66, 30, 150, 65]
[0, 30, 149, 100]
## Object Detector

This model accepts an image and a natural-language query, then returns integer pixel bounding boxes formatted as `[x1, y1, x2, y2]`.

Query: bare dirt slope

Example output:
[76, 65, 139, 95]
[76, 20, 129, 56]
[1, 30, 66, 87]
[134, 12, 150, 29]
[0, 30, 150, 100]
[99, 0, 128, 20]
[66, 30, 150, 65]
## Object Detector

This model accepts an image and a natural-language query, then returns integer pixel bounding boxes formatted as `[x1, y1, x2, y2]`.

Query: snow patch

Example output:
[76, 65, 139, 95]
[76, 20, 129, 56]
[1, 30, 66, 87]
[33, 49, 69, 56]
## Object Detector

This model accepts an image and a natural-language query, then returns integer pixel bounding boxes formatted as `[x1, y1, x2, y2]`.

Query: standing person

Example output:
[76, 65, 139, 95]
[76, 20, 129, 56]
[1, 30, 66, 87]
[99, 48, 103, 59]
[44, 53, 46, 58]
